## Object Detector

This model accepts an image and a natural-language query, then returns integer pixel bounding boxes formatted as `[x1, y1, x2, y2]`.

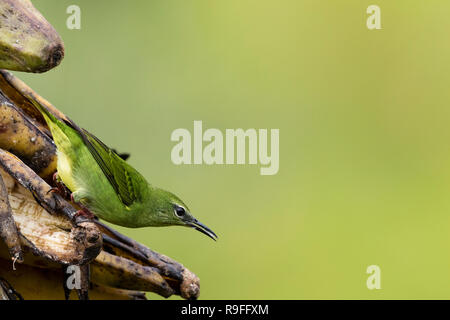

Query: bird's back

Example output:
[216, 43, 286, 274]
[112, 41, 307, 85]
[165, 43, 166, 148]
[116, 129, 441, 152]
[31, 99, 152, 226]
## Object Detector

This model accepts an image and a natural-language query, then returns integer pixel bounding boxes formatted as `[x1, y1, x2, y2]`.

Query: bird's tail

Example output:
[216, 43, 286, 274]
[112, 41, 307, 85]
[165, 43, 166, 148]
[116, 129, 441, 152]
[28, 97, 60, 127]
[27, 96, 74, 147]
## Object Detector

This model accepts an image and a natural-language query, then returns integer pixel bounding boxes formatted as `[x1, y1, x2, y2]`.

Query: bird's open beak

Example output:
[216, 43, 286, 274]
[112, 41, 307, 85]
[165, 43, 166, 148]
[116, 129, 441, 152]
[189, 219, 218, 241]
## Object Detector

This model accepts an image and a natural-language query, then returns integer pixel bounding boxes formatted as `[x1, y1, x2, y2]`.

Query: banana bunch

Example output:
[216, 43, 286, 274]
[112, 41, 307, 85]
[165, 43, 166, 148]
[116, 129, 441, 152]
[0, 1, 200, 300]
[0, 60, 200, 302]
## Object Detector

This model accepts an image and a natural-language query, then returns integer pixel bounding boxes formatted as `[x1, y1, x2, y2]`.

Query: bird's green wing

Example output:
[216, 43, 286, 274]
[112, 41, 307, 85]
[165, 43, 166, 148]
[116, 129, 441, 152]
[27, 96, 145, 207]
[78, 128, 146, 207]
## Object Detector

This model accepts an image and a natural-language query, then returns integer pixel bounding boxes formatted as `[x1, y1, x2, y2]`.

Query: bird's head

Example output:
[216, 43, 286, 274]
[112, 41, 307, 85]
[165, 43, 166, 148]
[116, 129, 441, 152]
[144, 187, 218, 241]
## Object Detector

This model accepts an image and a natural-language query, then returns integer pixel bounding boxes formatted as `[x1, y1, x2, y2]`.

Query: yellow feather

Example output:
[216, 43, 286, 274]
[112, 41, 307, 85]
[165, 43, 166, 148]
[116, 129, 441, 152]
[56, 150, 77, 192]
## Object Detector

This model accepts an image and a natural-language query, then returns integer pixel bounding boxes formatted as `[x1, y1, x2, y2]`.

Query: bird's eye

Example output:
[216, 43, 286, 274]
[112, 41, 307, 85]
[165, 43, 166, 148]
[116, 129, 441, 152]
[174, 206, 186, 217]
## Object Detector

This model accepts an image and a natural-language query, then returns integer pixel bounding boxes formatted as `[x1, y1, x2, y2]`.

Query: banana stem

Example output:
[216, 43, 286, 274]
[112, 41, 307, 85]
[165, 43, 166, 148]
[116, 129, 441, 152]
[0, 173, 23, 264]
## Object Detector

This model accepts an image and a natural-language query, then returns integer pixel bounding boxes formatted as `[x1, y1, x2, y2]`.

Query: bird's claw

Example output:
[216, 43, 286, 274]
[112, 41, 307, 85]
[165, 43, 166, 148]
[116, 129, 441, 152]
[74, 207, 95, 220]
[49, 172, 71, 199]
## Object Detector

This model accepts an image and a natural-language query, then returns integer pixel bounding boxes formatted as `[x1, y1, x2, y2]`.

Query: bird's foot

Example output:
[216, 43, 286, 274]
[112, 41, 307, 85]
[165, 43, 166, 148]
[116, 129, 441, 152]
[70, 193, 95, 220]
[73, 207, 95, 220]
[47, 172, 71, 200]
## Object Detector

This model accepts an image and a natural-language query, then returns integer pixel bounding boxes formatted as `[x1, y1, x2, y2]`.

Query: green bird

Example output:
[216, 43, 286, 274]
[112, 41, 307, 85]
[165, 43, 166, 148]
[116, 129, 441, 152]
[31, 100, 217, 241]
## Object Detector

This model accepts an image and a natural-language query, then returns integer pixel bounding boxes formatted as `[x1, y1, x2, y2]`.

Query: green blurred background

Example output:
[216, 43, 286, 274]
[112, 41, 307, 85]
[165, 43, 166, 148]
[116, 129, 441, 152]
[17, 0, 450, 299]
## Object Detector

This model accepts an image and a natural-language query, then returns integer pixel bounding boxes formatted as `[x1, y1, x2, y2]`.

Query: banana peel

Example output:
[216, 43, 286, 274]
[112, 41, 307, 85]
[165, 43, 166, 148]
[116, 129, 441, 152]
[0, 166, 199, 300]
[0, 262, 145, 300]
[0, 0, 64, 73]
[0, 94, 57, 180]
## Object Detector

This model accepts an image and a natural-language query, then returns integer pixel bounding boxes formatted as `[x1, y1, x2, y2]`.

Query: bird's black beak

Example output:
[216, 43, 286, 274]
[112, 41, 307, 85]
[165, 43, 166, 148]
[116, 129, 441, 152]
[189, 219, 218, 241]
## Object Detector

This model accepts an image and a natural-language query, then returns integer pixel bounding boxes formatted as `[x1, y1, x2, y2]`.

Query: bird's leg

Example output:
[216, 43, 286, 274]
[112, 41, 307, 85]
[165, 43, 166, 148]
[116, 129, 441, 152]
[48, 172, 71, 200]
[73, 207, 94, 220]
[70, 193, 95, 220]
